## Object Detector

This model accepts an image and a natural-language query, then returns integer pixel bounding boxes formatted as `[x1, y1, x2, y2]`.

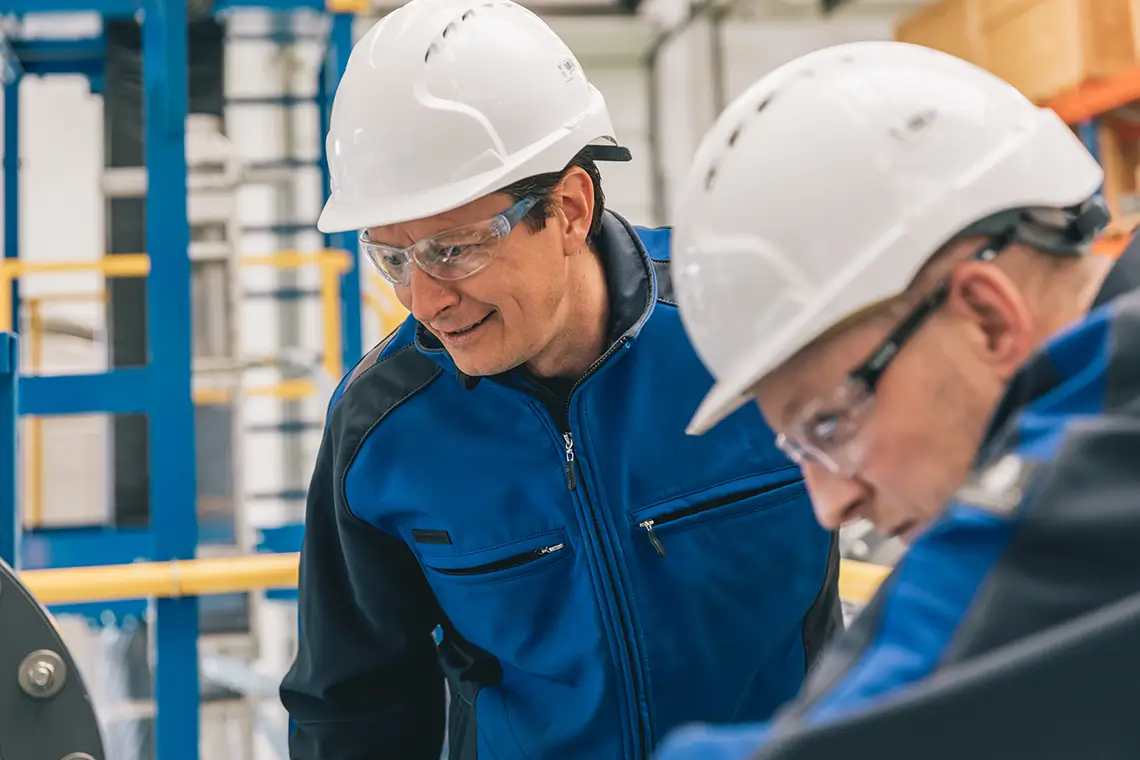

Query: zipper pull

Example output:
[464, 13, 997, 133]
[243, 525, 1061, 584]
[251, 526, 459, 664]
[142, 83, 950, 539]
[562, 432, 577, 491]
[541, 543, 565, 555]
[639, 519, 665, 557]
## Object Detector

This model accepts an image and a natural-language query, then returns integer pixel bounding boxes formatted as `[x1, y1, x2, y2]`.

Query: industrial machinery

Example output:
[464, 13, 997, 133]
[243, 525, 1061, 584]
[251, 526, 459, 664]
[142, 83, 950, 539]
[0, 557, 105, 760]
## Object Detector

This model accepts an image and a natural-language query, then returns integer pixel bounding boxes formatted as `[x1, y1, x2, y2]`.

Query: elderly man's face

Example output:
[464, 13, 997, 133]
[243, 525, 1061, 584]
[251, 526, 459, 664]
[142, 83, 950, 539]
[753, 251, 1035, 542]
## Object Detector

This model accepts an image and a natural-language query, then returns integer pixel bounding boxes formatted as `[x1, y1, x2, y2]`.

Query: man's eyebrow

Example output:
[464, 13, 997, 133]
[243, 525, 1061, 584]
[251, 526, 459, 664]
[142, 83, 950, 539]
[780, 395, 807, 427]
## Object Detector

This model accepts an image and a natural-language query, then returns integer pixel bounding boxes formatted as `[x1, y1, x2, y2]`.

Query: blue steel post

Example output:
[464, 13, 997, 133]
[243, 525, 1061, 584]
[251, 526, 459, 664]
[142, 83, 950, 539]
[0, 333, 17, 567]
[142, 2, 200, 759]
[325, 13, 363, 371]
[4, 74, 20, 331]
[317, 58, 330, 249]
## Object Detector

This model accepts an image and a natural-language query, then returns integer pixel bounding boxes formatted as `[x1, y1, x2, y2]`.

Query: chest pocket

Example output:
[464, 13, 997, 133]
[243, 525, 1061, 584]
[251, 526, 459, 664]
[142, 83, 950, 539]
[415, 528, 571, 582]
[629, 469, 805, 558]
[407, 526, 605, 679]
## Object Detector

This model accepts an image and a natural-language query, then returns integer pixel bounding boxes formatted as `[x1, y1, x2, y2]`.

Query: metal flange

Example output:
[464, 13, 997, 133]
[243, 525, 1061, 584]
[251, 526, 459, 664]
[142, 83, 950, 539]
[0, 558, 106, 760]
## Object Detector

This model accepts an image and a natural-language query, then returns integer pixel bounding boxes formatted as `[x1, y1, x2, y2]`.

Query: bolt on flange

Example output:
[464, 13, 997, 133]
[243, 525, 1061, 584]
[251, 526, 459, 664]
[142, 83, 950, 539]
[18, 649, 67, 699]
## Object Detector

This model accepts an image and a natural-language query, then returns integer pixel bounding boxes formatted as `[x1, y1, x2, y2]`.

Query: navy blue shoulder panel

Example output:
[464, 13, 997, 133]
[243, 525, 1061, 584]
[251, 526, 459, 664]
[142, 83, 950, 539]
[344, 328, 403, 391]
[326, 331, 443, 519]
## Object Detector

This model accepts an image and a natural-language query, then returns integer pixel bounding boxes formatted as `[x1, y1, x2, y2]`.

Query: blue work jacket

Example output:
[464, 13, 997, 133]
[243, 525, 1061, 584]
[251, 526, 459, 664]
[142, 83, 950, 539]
[280, 210, 839, 760]
[653, 237, 1140, 760]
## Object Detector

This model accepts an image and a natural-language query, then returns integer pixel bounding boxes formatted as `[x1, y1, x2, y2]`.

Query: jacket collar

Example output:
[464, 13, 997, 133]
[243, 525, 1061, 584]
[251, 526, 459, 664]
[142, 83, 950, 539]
[414, 209, 656, 386]
[979, 238, 1140, 459]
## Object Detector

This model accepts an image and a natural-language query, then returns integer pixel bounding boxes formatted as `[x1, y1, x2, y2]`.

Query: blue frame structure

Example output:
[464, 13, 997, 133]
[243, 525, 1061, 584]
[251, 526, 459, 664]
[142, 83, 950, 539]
[0, 332, 16, 567]
[0, 2, 363, 758]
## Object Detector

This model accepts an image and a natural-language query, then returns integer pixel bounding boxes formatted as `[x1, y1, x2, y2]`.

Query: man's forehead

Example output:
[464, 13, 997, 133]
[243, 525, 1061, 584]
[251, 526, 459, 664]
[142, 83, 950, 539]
[810, 298, 897, 347]
[752, 299, 895, 420]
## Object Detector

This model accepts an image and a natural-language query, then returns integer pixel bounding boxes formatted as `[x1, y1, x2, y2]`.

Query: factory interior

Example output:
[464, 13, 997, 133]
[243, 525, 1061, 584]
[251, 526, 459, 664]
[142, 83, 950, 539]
[0, 0, 1135, 758]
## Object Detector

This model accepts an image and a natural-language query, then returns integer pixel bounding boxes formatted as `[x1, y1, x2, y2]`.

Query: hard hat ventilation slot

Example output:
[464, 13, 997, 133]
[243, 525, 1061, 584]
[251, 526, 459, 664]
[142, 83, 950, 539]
[425, 6, 502, 62]
[705, 166, 717, 190]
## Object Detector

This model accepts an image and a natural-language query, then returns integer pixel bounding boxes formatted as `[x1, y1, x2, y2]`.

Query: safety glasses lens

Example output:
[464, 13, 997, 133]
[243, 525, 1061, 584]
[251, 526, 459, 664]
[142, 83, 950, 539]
[362, 244, 411, 285]
[418, 227, 500, 281]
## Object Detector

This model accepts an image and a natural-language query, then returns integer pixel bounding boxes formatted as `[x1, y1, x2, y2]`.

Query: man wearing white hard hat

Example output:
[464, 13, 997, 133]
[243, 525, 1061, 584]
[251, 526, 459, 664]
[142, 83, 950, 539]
[652, 39, 1140, 759]
[279, 1, 841, 758]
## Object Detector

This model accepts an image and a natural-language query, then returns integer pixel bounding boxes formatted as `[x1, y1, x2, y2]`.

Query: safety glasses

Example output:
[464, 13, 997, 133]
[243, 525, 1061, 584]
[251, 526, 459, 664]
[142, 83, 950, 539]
[775, 234, 1012, 477]
[359, 196, 539, 287]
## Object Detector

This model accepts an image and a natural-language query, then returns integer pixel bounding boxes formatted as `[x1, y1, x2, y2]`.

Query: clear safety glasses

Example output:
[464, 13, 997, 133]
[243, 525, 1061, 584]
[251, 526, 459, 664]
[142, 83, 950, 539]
[776, 234, 1012, 478]
[359, 196, 539, 287]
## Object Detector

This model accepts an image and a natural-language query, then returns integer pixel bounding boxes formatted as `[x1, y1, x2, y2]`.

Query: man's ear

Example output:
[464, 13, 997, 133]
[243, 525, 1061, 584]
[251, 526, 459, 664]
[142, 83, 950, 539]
[553, 167, 594, 255]
[946, 262, 1036, 381]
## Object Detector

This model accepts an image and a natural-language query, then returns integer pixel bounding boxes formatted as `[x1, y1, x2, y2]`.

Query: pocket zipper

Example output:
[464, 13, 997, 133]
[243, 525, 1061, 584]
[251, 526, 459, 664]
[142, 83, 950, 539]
[638, 479, 799, 558]
[430, 543, 566, 576]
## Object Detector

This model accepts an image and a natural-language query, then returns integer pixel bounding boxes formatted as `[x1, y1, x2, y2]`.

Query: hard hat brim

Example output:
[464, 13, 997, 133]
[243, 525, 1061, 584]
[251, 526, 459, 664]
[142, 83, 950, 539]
[686, 382, 752, 436]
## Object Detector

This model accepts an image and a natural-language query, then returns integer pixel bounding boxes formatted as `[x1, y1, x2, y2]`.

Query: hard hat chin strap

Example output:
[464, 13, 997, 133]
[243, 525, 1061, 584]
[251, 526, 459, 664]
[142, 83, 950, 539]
[957, 196, 1111, 257]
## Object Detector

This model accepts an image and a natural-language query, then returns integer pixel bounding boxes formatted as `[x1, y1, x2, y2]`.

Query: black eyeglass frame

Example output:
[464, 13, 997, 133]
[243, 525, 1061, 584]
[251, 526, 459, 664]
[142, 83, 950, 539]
[774, 233, 1014, 476]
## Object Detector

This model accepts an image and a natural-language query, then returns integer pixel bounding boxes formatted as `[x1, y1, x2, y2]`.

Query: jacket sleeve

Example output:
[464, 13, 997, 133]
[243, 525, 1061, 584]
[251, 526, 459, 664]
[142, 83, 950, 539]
[652, 723, 773, 760]
[751, 587, 1140, 760]
[280, 414, 446, 759]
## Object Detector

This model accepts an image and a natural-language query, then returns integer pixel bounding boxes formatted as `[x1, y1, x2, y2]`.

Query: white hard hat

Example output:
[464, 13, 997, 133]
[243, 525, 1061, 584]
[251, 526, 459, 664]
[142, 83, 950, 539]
[317, 0, 631, 233]
[673, 40, 1104, 436]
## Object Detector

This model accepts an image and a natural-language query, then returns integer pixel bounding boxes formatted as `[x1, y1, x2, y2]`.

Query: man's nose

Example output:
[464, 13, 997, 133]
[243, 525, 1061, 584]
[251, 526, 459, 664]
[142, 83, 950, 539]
[803, 462, 867, 531]
[405, 265, 460, 323]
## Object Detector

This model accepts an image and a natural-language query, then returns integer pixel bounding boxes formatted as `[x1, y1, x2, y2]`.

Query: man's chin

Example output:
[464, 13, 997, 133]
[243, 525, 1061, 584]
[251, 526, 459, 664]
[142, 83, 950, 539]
[450, 353, 514, 379]
[896, 519, 932, 545]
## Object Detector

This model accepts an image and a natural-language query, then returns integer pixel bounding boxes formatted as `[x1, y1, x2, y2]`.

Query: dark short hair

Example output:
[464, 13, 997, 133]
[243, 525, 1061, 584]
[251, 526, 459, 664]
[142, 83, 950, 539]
[498, 148, 606, 247]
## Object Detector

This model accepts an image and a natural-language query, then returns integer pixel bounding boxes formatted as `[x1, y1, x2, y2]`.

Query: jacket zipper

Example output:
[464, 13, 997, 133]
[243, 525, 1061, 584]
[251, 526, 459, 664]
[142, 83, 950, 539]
[415, 271, 655, 753]
[638, 478, 799, 558]
[554, 337, 651, 756]
[563, 432, 577, 490]
[430, 543, 565, 576]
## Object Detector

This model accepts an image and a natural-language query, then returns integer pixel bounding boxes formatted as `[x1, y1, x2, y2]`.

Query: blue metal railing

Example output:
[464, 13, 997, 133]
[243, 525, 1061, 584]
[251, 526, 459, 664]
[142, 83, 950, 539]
[0, 332, 16, 567]
[0, 2, 365, 757]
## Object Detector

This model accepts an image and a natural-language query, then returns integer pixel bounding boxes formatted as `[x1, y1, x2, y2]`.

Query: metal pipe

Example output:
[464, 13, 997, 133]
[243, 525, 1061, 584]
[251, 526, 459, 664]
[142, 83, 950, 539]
[0, 333, 16, 566]
[0, 249, 347, 276]
[25, 300, 42, 529]
[16, 552, 886, 606]
[0, 253, 150, 278]
[327, 12, 364, 372]
[4, 73, 20, 333]
[22, 553, 300, 605]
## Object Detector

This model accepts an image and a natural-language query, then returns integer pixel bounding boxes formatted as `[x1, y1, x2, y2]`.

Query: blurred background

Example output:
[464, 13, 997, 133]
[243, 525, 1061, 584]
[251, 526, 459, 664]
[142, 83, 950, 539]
[0, 0, 1133, 758]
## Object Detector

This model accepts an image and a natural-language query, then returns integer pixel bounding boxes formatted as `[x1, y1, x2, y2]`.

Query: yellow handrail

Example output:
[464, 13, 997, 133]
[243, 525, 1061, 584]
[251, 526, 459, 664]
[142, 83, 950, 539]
[1, 254, 151, 278]
[17, 554, 889, 607]
[365, 270, 409, 336]
[838, 557, 892, 606]
[22, 553, 300, 604]
[9, 250, 351, 526]
[193, 378, 322, 406]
